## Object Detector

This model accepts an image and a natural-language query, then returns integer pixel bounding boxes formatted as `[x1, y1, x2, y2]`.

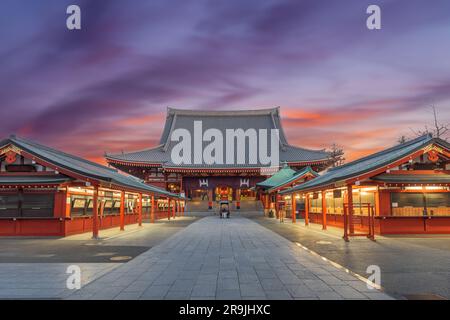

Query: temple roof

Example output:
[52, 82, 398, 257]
[280, 134, 450, 194]
[371, 173, 450, 184]
[0, 175, 73, 185]
[256, 165, 318, 192]
[106, 107, 330, 168]
[0, 135, 181, 198]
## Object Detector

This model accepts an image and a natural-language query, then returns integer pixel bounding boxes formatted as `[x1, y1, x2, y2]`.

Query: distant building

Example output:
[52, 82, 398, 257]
[105, 107, 331, 209]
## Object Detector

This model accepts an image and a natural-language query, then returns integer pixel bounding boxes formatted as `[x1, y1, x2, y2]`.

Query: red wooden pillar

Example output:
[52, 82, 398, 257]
[167, 198, 171, 220]
[321, 190, 327, 230]
[304, 193, 309, 226]
[347, 184, 354, 234]
[374, 186, 381, 217]
[275, 194, 279, 219]
[120, 191, 125, 231]
[343, 185, 353, 241]
[264, 194, 270, 215]
[138, 193, 143, 226]
[150, 195, 155, 223]
[172, 199, 176, 219]
[236, 189, 241, 210]
[92, 185, 99, 239]
[208, 190, 213, 210]
[291, 194, 296, 223]
[181, 200, 185, 216]
[65, 187, 71, 218]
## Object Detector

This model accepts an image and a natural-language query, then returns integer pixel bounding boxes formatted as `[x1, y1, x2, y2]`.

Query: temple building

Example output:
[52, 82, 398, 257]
[0, 135, 183, 237]
[105, 108, 331, 209]
[279, 134, 450, 238]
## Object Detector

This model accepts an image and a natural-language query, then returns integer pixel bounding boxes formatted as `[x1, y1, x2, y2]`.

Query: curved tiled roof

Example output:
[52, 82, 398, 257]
[257, 165, 318, 192]
[0, 175, 73, 185]
[106, 107, 330, 168]
[106, 145, 167, 163]
[257, 166, 297, 188]
[0, 135, 181, 198]
[371, 173, 450, 184]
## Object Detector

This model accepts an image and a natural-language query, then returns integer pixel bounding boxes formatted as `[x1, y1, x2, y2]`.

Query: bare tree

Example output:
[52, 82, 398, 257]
[397, 135, 407, 144]
[411, 105, 449, 140]
[328, 143, 345, 167]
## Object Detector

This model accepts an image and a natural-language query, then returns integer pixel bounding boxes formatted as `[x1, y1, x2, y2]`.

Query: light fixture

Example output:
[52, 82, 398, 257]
[425, 186, 444, 190]
[405, 186, 423, 191]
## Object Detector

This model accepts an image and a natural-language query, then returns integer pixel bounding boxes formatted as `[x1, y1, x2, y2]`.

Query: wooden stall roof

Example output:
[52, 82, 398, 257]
[0, 174, 73, 185]
[280, 134, 450, 194]
[371, 173, 450, 184]
[0, 135, 182, 198]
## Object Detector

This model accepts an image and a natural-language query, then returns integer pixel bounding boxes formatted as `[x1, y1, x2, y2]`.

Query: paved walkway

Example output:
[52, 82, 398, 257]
[0, 217, 197, 263]
[69, 216, 392, 300]
[0, 263, 120, 299]
[254, 217, 450, 300]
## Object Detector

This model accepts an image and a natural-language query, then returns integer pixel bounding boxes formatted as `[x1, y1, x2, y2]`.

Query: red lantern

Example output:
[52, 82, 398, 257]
[427, 150, 439, 163]
[5, 151, 17, 164]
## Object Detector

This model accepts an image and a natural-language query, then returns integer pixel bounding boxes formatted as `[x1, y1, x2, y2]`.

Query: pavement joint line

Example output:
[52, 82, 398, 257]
[268, 217, 396, 242]
[295, 225, 342, 240]
[99, 226, 149, 241]
[60, 218, 194, 242]
[267, 218, 343, 240]
[293, 242, 387, 294]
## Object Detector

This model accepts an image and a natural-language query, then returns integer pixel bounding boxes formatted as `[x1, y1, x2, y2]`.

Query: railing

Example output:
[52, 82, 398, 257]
[343, 203, 375, 241]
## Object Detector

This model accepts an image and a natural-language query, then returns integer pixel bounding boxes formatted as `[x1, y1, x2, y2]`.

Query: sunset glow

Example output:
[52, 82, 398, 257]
[1, 0, 449, 163]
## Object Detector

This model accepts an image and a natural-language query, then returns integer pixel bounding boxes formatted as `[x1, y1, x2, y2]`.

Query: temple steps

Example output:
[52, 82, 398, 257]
[184, 200, 264, 216]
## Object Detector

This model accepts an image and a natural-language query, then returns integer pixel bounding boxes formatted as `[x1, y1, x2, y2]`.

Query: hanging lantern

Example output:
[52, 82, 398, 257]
[427, 150, 439, 163]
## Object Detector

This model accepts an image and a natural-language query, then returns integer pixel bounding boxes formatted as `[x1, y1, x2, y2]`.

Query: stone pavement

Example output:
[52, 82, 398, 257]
[0, 263, 120, 299]
[254, 217, 450, 300]
[69, 216, 393, 300]
[0, 217, 197, 264]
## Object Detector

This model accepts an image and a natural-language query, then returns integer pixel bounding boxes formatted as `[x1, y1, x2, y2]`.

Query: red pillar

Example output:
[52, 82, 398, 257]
[64, 187, 71, 218]
[167, 198, 170, 220]
[304, 193, 309, 226]
[172, 199, 176, 219]
[236, 189, 241, 210]
[374, 186, 381, 217]
[120, 191, 125, 231]
[347, 184, 354, 234]
[275, 194, 279, 219]
[264, 194, 270, 215]
[208, 190, 213, 210]
[343, 185, 353, 241]
[92, 185, 99, 239]
[291, 194, 296, 223]
[138, 193, 143, 226]
[321, 190, 327, 230]
[150, 195, 155, 223]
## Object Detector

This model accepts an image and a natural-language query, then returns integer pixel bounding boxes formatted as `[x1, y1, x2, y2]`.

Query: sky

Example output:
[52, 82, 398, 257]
[1, 0, 449, 164]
